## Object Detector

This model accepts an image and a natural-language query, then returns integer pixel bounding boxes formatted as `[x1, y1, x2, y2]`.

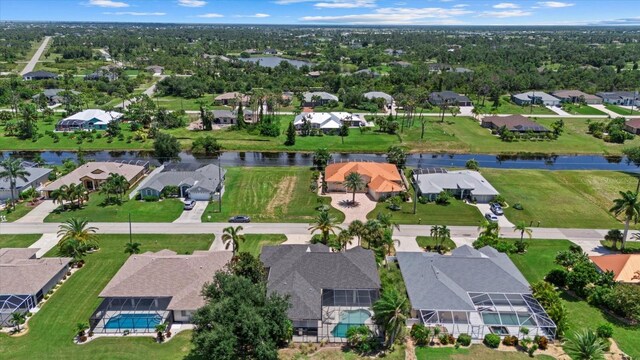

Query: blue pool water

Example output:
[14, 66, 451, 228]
[104, 313, 162, 330]
[331, 309, 372, 338]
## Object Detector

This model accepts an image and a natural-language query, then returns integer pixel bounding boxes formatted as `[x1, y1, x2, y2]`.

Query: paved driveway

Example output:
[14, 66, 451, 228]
[473, 203, 515, 228]
[28, 233, 60, 258]
[328, 193, 377, 223]
[14, 200, 58, 223]
[173, 201, 208, 223]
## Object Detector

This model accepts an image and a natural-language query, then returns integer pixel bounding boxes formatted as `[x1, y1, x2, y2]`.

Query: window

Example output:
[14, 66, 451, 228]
[181, 310, 188, 317]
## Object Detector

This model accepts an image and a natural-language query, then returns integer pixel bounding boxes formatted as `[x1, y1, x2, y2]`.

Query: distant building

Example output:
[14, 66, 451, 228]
[145, 65, 164, 75]
[214, 92, 250, 106]
[22, 70, 58, 81]
[511, 91, 560, 107]
[85, 68, 118, 82]
[481, 115, 549, 133]
[31, 89, 80, 106]
[263, 48, 278, 55]
[302, 91, 338, 107]
[55, 109, 122, 132]
[363, 91, 394, 105]
[212, 109, 236, 124]
[429, 91, 472, 107]
[353, 69, 380, 78]
[293, 112, 370, 132]
[623, 118, 640, 135]
[552, 90, 602, 105]
[413, 168, 499, 203]
[384, 48, 404, 56]
[307, 71, 323, 78]
[428, 63, 451, 72]
[596, 91, 639, 106]
[390, 61, 411, 67]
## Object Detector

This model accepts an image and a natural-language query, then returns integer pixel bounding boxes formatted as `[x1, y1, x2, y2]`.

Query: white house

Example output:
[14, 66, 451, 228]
[511, 91, 560, 107]
[293, 112, 371, 132]
[55, 109, 123, 132]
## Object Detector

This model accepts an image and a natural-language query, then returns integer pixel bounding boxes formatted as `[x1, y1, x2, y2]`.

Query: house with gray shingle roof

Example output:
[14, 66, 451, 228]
[511, 91, 560, 106]
[135, 163, 225, 201]
[364, 91, 394, 105]
[260, 244, 381, 342]
[397, 246, 556, 340]
[413, 169, 499, 203]
[302, 91, 339, 107]
[0, 166, 52, 202]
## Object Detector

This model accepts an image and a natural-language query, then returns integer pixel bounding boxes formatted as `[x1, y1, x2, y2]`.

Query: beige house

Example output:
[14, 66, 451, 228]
[325, 162, 405, 201]
[214, 92, 250, 106]
[41, 162, 146, 198]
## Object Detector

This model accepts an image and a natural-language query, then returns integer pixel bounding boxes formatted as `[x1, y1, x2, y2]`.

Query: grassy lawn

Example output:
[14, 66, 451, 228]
[605, 104, 638, 116]
[561, 103, 607, 115]
[474, 96, 556, 115]
[0, 234, 42, 248]
[0, 234, 212, 360]
[153, 94, 227, 111]
[600, 239, 640, 252]
[201, 167, 344, 223]
[44, 192, 184, 223]
[482, 169, 639, 229]
[416, 345, 555, 360]
[415, 236, 457, 251]
[368, 198, 484, 226]
[279, 345, 406, 359]
[1, 201, 38, 222]
[507, 239, 640, 358]
[238, 234, 287, 256]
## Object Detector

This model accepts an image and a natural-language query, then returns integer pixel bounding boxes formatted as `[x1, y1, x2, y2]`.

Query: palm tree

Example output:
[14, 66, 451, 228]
[51, 187, 68, 210]
[564, 329, 606, 360]
[0, 157, 31, 210]
[334, 229, 353, 252]
[430, 225, 441, 250]
[376, 212, 400, 231]
[372, 289, 407, 348]
[124, 242, 141, 256]
[437, 225, 451, 252]
[381, 228, 400, 265]
[348, 220, 366, 247]
[10, 312, 26, 332]
[514, 221, 532, 243]
[222, 226, 245, 255]
[610, 190, 640, 250]
[343, 172, 365, 204]
[363, 219, 384, 249]
[308, 210, 341, 245]
[57, 218, 99, 249]
[478, 218, 500, 238]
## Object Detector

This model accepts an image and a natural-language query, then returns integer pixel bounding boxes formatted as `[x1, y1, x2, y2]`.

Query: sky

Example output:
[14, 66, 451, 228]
[1, 0, 639, 26]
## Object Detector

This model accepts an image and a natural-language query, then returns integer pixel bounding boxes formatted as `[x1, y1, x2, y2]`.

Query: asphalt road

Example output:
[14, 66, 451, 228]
[20, 36, 51, 75]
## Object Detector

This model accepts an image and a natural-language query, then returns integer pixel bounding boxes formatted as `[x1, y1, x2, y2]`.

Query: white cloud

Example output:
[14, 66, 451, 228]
[196, 13, 224, 18]
[479, 9, 532, 17]
[177, 0, 207, 7]
[301, 7, 472, 24]
[493, 3, 519, 9]
[235, 13, 272, 18]
[104, 11, 166, 15]
[274, 0, 316, 4]
[453, 4, 468, 8]
[536, 1, 574, 8]
[315, 0, 376, 8]
[87, 0, 129, 8]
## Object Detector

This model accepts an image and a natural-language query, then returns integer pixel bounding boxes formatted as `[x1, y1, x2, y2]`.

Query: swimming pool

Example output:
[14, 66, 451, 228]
[104, 313, 163, 330]
[331, 309, 372, 338]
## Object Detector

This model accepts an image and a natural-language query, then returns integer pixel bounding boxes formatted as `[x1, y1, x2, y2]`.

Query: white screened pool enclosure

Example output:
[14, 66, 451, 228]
[90, 297, 171, 334]
[0, 295, 37, 326]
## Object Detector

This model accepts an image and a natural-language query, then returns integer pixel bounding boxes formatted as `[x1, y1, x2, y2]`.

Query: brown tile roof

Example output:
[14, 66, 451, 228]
[0, 248, 71, 295]
[552, 90, 601, 101]
[42, 162, 145, 191]
[99, 250, 232, 310]
[325, 162, 401, 183]
[589, 254, 640, 283]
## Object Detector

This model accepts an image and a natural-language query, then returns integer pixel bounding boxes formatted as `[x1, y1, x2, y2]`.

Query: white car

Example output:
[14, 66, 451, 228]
[485, 212, 499, 223]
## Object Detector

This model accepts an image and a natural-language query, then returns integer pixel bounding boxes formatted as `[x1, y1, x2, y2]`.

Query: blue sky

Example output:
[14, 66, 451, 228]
[1, 0, 639, 25]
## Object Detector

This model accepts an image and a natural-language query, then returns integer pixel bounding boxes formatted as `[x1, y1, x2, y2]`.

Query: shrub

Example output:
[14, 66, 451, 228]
[484, 334, 500, 348]
[410, 323, 430, 346]
[602, 283, 640, 322]
[536, 336, 548, 350]
[439, 333, 450, 345]
[502, 335, 518, 346]
[514, 240, 529, 254]
[493, 195, 506, 206]
[596, 323, 613, 339]
[435, 191, 452, 205]
[79, 335, 87, 342]
[143, 195, 159, 202]
[346, 325, 379, 354]
[545, 269, 568, 287]
[456, 333, 471, 347]
[528, 344, 538, 357]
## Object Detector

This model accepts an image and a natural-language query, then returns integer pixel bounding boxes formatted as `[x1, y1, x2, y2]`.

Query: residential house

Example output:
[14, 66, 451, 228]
[32, 89, 81, 106]
[0, 248, 71, 326]
[136, 163, 225, 201]
[212, 109, 236, 124]
[384, 48, 404, 56]
[589, 254, 640, 283]
[397, 246, 557, 339]
[293, 112, 370, 133]
[429, 91, 473, 107]
[353, 69, 380, 78]
[41, 161, 146, 197]
[413, 168, 499, 203]
[214, 92, 250, 106]
[452, 67, 474, 74]
[511, 91, 561, 106]
[145, 65, 164, 75]
[324, 161, 404, 201]
[596, 91, 640, 106]
[85, 68, 118, 82]
[263, 48, 278, 55]
[624, 118, 640, 135]
[90, 250, 232, 333]
[552, 90, 603, 104]
[203, 54, 231, 62]
[0, 166, 51, 201]
[363, 91, 393, 105]
[307, 71, 323, 78]
[302, 91, 339, 107]
[55, 109, 123, 132]
[22, 70, 58, 81]
[390, 61, 411, 67]
[260, 244, 381, 342]
[481, 115, 549, 133]
[428, 63, 452, 72]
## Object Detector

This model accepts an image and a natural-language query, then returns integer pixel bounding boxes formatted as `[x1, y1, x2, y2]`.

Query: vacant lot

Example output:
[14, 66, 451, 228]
[562, 103, 607, 115]
[416, 344, 555, 360]
[473, 96, 556, 115]
[605, 104, 637, 116]
[202, 167, 343, 223]
[0, 234, 212, 360]
[367, 197, 484, 226]
[483, 169, 639, 228]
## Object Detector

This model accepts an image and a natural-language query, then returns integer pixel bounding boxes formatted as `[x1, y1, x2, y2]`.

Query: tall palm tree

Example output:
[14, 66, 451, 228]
[0, 157, 31, 210]
[57, 218, 99, 249]
[564, 329, 606, 360]
[348, 220, 366, 247]
[124, 242, 141, 256]
[372, 289, 407, 348]
[308, 210, 341, 245]
[437, 225, 451, 252]
[108, 173, 129, 201]
[478, 218, 500, 238]
[514, 221, 532, 243]
[51, 188, 68, 210]
[343, 172, 365, 203]
[334, 229, 353, 252]
[610, 190, 640, 250]
[222, 226, 245, 255]
[381, 229, 401, 265]
[376, 212, 400, 232]
[430, 225, 441, 250]
[363, 219, 384, 249]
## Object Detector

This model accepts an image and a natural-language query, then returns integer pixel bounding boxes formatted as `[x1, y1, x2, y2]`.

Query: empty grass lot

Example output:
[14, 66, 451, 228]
[416, 345, 555, 360]
[605, 104, 638, 116]
[367, 198, 484, 226]
[0, 234, 42, 248]
[508, 240, 640, 358]
[238, 234, 287, 256]
[561, 103, 607, 115]
[44, 192, 184, 223]
[279, 345, 406, 360]
[473, 96, 556, 115]
[202, 167, 344, 223]
[482, 169, 639, 229]
[0, 234, 212, 360]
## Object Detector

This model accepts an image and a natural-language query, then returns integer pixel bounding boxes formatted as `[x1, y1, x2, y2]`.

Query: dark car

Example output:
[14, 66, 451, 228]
[490, 202, 504, 216]
[229, 215, 251, 223]
[183, 200, 196, 210]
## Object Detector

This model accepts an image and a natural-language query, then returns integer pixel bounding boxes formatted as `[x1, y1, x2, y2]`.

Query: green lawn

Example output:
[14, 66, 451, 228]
[238, 234, 287, 256]
[415, 236, 457, 251]
[367, 198, 484, 226]
[474, 96, 556, 115]
[201, 167, 344, 223]
[600, 239, 640, 252]
[416, 345, 555, 360]
[605, 104, 638, 116]
[482, 169, 639, 229]
[0, 234, 213, 360]
[153, 94, 227, 111]
[0, 234, 42, 248]
[507, 239, 640, 358]
[44, 192, 184, 223]
[561, 103, 607, 115]
[1, 201, 38, 222]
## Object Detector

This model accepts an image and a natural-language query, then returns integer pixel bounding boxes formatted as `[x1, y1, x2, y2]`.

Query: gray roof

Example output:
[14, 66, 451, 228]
[32, 89, 80, 99]
[364, 91, 393, 103]
[140, 163, 225, 194]
[413, 170, 499, 197]
[212, 109, 235, 118]
[397, 246, 530, 311]
[0, 248, 71, 295]
[0, 166, 52, 191]
[429, 91, 471, 104]
[303, 91, 339, 102]
[512, 91, 559, 102]
[596, 91, 638, 100]
[260, 244, 380, 320]
[23, 70, 58, 78]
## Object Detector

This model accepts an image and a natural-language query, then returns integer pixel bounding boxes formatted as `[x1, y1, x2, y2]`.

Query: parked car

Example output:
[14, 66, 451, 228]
[183, 200, 196, 210]
[485, 213, 499, 223]
[490, 203, 504, 215]
[229, 215, 251, 223]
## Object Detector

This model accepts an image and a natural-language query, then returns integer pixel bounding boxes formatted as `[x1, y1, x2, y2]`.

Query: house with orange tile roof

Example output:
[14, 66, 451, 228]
[324, 162, 405, 201]
[589, 254, 640, 283]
